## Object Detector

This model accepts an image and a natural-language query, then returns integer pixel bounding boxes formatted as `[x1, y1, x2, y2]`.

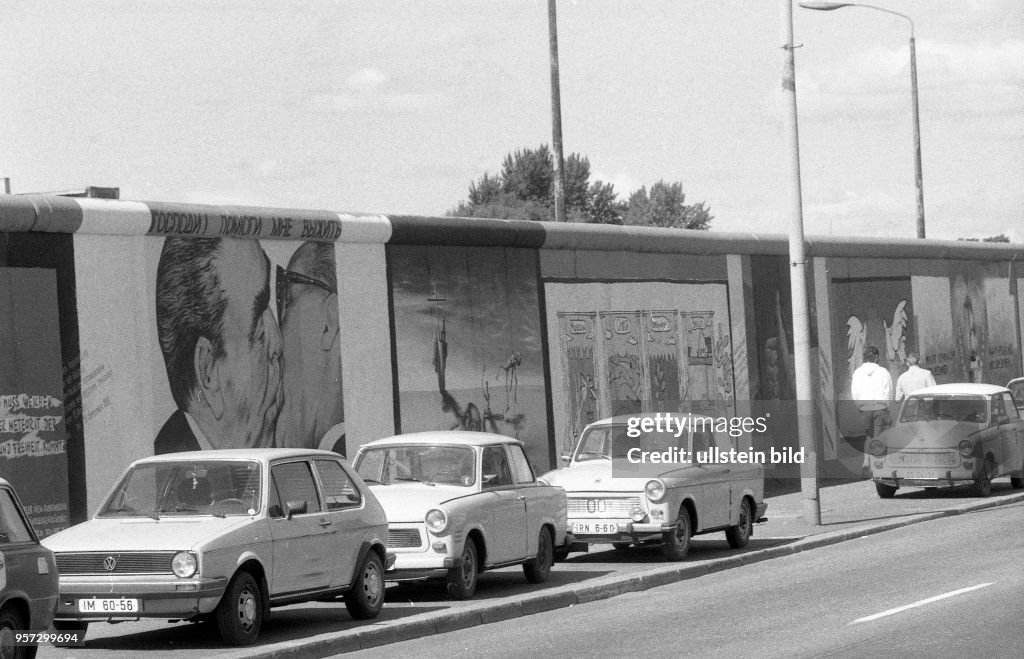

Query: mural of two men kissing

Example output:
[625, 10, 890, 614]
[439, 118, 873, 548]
[154, 236, 345, 455]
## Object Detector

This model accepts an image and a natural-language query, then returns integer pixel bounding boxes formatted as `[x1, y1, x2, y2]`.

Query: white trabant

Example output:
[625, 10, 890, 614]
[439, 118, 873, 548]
[43, 449, 391, 646]
[353, 431, 569, 599]
[539, 415, 766, 561]
[870, 383, 1024, 498]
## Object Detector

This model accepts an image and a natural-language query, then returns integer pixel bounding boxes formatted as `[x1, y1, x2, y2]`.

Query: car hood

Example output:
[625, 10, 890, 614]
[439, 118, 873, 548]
[369, 484, 473, 522]
[883, 420, 982, 449]
[42, 516, 255, 553]
[540, 460, 656, 493]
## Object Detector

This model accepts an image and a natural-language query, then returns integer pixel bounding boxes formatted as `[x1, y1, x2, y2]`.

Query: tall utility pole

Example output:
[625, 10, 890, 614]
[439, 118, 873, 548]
[781, 0, 821, 525]
[548, 0, 567, 222]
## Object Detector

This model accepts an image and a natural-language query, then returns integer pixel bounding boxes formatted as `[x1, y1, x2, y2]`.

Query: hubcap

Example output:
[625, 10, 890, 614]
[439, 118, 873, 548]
[462, 546, 475, 587]
[364, 562, 382, 603]
[238, 587, 256, 631]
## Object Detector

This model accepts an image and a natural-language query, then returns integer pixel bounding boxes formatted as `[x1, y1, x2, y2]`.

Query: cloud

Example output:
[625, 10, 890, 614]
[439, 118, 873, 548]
[796, 39, 1024, 120]
[310, 66, 451, 113]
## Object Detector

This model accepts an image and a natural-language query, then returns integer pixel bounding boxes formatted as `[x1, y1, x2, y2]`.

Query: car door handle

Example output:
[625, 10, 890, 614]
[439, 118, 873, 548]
[319, 518, 333, 527]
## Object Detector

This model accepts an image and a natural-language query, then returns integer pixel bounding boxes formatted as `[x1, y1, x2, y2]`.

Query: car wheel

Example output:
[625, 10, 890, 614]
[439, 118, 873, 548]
[215, 571, 263, 646]
[875, 482, 897, 499]
[725, 498, 753, 548]
[972, 457, 995, 497]
[344, 551, 385, 620]
[446, 538, 479, 600]
[523, 527, 553, 583]
[0, 607, 36, 659]
[661, 505, 692, 561]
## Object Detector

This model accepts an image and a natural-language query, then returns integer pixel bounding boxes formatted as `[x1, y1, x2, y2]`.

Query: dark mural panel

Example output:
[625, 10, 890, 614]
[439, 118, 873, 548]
[388, 245, 551, 473]
[0, 233, 78, 533]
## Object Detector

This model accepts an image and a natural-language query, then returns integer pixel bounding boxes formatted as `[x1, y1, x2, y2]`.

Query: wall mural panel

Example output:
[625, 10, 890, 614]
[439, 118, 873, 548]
[545, 281, 734, 456]
[388, 245, 551, 472]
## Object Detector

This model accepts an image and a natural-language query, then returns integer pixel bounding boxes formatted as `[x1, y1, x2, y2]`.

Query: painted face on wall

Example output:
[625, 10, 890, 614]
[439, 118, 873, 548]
[215, 239, 283, 448]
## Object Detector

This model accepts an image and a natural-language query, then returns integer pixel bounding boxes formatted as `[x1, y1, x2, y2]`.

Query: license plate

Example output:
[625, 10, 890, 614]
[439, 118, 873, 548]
[77, 598, 139, 613]
[572, 521, 622, 534]
[901, 469, 944, 480]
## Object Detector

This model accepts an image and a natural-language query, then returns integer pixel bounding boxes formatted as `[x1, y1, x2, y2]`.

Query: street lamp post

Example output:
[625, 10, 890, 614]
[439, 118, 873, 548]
[799, 2, 925, 239]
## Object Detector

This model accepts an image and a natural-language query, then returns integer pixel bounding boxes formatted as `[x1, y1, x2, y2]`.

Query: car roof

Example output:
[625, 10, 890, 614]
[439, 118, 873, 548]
[0, 477, 9, 488]
[908, 383, 1009, 397]
[585, 413, 719, 428]
[132, 448, 343, 466]
[359, 430, 522, 449]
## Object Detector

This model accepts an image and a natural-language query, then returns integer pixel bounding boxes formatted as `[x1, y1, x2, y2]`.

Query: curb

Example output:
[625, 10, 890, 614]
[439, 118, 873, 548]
[221, 491, 1024, 658]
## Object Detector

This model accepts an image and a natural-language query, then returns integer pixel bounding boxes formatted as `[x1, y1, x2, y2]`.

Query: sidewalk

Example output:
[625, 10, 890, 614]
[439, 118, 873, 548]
[219, 478, 1024, 659]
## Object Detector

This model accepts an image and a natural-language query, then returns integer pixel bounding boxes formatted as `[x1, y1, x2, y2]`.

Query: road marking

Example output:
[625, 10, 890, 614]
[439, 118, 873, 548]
[850, 583, 994, 625]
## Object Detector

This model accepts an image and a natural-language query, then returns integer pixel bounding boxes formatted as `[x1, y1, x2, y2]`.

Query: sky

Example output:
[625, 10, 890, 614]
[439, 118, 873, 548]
[1, 1, 1021, 241]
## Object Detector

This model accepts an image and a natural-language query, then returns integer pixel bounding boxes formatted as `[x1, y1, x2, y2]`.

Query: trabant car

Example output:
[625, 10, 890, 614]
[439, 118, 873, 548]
[0, 478, 59, 659]
[539, 415, 767, 561]
[42, 449, 391, 646]
[869, 383, 1024, 498]
[353, 431, 569, 599]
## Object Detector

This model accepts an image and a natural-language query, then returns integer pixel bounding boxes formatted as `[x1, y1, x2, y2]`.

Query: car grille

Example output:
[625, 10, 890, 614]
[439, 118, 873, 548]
[567, 496, 641, 517]
[55, 551, 178, 575]
[387, 528, 423, 549]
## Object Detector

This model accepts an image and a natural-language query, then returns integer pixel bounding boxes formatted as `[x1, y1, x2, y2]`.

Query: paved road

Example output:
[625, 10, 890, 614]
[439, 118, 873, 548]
[34, 480, 1024, 658]
[350, 500, 1024, 658]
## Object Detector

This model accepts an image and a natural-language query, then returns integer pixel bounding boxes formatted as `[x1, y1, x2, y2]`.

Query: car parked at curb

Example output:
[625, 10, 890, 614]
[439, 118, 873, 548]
[42, 449, 392, 646]
[353, 431, 570, 599]
[0, 478, 59, 659]
[538, 415, 767, 561]
[869, 383, 1024, 498]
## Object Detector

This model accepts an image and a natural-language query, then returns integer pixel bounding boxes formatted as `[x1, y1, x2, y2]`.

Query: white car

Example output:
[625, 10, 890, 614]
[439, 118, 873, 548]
[353, 431, 570, 599]
[539, 415, 766, 560]
[43, 449, 391, 646]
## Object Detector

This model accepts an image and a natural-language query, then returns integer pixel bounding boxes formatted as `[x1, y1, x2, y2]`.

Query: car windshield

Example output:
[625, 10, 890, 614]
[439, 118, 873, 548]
[574, 423, 693, 463]
[899, 395, 988, 424]
[355, 445, 476, 486]
[98, 460, 262, 518]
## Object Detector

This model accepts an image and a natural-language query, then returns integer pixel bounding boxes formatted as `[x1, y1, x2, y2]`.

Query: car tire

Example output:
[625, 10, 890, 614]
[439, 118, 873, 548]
[215, 571, 263, 646]
[972, 457, 995, 497]
[446, 538, 478, 600]
[661, 505, 692, 561]
[874, 482, 897, 498]
[1, 607, 37, 659]
[523, 527, 553, 584]
[725, 498, 753, 548]
[344, 551, 385, 620]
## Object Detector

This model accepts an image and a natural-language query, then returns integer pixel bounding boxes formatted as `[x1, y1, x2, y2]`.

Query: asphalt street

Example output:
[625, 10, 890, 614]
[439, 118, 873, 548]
[35, 478, 1024, 658]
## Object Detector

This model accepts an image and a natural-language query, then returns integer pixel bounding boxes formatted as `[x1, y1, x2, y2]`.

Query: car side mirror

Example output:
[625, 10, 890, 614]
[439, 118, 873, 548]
[560, 453, 571, 465]
[285, 500, 307, 519]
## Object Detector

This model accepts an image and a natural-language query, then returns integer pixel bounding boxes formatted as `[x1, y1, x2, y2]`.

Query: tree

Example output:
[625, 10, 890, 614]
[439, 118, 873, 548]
[623, 181, 713, 230]
[449, 146, 711, 230]
[958, 233, 1011, 243]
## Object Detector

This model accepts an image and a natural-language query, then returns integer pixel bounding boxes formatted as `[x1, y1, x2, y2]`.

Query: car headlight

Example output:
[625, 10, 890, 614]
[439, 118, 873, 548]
[868, 440, 887, 457]
[645, 479, 666, 503]
[958, 439, 974, 457]
[171, 551, 197, 578]
[425, 508, 449, 535]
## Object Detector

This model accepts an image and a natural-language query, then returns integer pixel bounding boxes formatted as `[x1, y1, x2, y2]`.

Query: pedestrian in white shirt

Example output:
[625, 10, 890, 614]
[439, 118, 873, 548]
[895, 353, 936, 402]
[851, 346, 893, 477]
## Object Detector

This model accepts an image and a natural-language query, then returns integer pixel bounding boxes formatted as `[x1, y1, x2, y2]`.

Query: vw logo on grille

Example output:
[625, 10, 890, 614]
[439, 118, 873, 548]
[103, 556, 118, 571]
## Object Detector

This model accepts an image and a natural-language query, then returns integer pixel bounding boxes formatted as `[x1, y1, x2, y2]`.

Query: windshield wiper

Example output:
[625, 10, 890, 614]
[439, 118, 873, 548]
[393, 476, 435, 486]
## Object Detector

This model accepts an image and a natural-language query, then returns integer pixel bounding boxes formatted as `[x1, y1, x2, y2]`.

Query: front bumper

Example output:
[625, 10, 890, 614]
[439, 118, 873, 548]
[568, 519, 675, 544]
[53, 575, 229, 621]
[871, 466, 976, 488]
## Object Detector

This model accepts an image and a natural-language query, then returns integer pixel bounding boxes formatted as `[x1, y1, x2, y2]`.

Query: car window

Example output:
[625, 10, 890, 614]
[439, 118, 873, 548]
[270, 461, 322, 517]
[507, 444, 535, 484]
[314, 459, 362, 510]
[0, 489, 34, 544]
[992, 394, 1006, 422]
[1003, 393, 1020, 420]
[1009, 382, 1024, 408]
[481, 446, 514, 488]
